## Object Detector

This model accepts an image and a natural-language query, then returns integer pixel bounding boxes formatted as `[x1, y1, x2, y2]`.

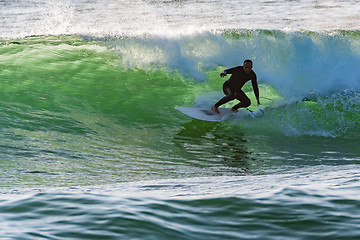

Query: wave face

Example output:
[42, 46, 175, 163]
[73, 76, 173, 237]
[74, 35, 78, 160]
[1, 31, 359, 141]
[105, 30, 360, 136]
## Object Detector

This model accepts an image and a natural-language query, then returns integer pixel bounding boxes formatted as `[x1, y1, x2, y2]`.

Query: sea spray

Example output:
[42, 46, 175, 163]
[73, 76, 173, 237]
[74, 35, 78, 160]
[101, 30, 360, 98]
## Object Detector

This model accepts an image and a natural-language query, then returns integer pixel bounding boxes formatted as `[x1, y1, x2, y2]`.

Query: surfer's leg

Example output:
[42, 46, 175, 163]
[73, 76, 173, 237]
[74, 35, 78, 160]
[212, 82, 235, 113]
[214, 83, 236, 107]
[232, 90, 251, 110]
[212, 95, 232, 113]
[214, 94, 235, 108]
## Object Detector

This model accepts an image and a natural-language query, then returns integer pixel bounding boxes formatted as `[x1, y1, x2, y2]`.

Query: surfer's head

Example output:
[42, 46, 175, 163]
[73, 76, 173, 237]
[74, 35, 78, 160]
[243, 59, 253, 75]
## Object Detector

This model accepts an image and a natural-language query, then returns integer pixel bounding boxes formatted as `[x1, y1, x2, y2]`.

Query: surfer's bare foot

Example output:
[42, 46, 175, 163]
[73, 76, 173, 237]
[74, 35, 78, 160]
[231, 107, 238, 113]
[211, 105, 220, 114]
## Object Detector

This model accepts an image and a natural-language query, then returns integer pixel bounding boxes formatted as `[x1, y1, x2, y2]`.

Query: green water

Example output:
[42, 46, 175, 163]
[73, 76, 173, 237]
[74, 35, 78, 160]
[1, 34, 359, 186]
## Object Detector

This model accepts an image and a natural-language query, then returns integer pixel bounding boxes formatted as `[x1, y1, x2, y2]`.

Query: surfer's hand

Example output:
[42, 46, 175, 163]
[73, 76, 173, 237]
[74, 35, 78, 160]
[231, 106, 238, 112]
[220, 72, 227, 78]
[257, 97, 261, 105]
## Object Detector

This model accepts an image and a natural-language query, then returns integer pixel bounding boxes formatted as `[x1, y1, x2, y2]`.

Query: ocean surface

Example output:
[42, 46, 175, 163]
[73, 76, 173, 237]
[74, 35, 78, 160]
[1, 0, 360, 239]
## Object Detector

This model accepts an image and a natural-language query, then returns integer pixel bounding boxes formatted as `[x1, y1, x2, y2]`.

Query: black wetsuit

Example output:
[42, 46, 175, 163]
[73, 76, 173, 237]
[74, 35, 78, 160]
[214, 66, 259, 109]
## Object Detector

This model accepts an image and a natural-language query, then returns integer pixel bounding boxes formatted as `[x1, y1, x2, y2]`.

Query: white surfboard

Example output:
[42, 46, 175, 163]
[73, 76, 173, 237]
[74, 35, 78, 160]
[176, 106, 250, 122]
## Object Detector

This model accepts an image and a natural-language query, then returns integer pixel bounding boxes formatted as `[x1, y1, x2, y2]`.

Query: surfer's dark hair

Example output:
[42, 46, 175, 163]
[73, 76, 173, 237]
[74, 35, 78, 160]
[244, 59, 253, 65]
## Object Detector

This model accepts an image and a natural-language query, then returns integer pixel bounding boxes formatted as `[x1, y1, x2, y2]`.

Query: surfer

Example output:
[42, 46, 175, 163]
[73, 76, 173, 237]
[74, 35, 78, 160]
[211, 59, 260, 114]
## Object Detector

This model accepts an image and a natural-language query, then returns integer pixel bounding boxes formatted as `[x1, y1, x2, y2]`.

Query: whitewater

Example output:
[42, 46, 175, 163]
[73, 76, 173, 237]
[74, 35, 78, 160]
[1, 0, 360, 239]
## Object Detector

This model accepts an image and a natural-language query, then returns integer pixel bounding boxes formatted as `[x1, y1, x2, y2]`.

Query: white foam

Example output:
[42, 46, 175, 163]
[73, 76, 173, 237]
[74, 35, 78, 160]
[1, 0, 360, 39]
[106, 31, 360, 99]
